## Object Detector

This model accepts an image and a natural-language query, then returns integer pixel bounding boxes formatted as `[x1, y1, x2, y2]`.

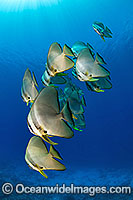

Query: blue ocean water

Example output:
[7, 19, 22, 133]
[0, 0, 133, 199]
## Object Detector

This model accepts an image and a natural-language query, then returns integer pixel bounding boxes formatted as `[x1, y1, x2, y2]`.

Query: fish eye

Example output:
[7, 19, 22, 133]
[28, 96, 31, 100]
[54, 69, 57, 72]
[90, 74, 92, 77]
[44, 130, 47, 133]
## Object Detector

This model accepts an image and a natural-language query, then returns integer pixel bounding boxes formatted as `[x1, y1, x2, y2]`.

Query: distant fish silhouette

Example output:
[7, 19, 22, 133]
[92, 21, 113, 41]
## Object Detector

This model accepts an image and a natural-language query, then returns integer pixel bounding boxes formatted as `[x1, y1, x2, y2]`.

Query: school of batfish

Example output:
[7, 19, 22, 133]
[21, 23, 112, 178]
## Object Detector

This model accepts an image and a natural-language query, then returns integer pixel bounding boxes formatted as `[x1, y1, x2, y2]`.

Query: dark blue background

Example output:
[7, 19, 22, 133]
[0, 0, 133, 171]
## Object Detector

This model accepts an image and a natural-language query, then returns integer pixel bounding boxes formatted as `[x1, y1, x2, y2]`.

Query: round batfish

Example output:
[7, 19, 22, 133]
[76, 48, 110, 81]
[21, 68, 38, 106]
[47, 42, 74, 77]
[27, 87, 74, 145]
[25, 136, 66, 178]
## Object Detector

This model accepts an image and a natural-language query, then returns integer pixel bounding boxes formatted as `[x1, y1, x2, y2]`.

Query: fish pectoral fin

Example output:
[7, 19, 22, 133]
[95, 89, 104, 93]
[73, 126, 83, 132]
[72, 114, 78, 120]
[41, 135, 58, 146]
[56, 72, 68, 76]
[39, 170, 48, 179]
[50, 145, 63, 160]
[26, 101, 29, 106]
[49, 84, 59, 88]
[89, 78, 99, 82]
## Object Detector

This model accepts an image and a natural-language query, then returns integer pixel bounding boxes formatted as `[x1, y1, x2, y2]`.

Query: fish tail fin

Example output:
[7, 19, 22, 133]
[32, 72, 38, 87]
[63, 44, 74, 56]
[39, 170, 48, 179]
[61, 102, 74, 125]
[50, 145, 63, 160]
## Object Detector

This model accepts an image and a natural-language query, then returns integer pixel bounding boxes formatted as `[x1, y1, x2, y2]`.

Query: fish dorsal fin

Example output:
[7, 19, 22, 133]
[28, 136, 48, 154]
[95, 21, 104, 29]
[50, 145, 63, 160]
[48, 42, 62, 62]
[32, 72, 38, 87]
[76, 48, 94, 70]
[36, 87, 60, 113]
[63, 44, 74, 56]
[106, 26, 112, 34]
[95, 53, 106, 65]
[72, 41, 87, 50]
[23, 68, 32, 81]
[87, 43, 94, 50]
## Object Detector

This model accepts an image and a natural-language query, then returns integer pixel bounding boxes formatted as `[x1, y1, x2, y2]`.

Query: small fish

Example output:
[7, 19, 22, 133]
[27, 87, 74, 145]
[25, 136, 66, 178]
[75, 48, 110, 82]
[47, 42, 74, 77]
[92, 21, 112, 41]
[21, 68, 38, 106]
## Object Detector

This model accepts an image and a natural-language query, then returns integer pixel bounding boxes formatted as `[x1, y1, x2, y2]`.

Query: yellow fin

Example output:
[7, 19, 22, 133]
[72, 114, 78, 120]
[26, 101, 29, 106]
[39, 170, 48, 179]
[89, 78, 99, 82]
[85, 71, 89, 76]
